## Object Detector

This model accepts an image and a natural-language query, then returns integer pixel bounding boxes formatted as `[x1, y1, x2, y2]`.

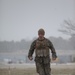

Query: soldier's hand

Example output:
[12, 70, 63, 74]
[52, 57, 56, 61]
[29, 56, 33, 61]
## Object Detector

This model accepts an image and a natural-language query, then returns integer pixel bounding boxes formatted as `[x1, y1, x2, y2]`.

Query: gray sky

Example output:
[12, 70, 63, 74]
[0, 0, 74, 41]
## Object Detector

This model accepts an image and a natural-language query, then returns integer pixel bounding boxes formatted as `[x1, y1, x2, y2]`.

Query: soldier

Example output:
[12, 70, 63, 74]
[28, 28, 57, 75]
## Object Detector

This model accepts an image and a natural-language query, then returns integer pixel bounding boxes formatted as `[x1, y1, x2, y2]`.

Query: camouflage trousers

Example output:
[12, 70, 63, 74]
[35, 56, 51, 75]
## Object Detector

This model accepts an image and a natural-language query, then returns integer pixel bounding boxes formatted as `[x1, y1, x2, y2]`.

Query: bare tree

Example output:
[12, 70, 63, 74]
[58, 20, 75, 36]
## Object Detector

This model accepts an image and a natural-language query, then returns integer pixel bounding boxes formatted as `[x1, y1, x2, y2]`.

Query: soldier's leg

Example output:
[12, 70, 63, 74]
[44, 63, 51, 75]
[35, 62, 45, 75]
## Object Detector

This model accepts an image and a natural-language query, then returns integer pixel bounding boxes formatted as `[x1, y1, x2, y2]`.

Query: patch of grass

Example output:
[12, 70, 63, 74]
[0, 68, 75, 75]
[51, 69, 75, 75]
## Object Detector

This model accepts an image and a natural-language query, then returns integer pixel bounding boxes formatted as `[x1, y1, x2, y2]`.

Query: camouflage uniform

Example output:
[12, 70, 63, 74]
[28, 38, 57, 75]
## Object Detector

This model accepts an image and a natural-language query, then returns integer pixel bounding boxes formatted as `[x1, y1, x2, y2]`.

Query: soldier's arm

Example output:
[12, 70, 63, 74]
[48, 39, 57, 59]
[28, 40, 36, 58]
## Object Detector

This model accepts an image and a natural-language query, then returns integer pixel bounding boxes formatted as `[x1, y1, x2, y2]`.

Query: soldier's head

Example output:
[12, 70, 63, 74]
[38, 28, 45, 39]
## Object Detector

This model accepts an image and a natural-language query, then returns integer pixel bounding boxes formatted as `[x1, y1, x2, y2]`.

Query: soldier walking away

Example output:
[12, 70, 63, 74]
[28, 28, 57, 75]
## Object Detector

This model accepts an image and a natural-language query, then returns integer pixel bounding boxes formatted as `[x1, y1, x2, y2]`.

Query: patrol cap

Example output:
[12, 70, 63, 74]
[38, 28, 45, 35]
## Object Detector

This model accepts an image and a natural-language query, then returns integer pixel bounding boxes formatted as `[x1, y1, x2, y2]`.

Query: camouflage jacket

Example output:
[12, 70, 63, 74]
[28, 38, 57, 58]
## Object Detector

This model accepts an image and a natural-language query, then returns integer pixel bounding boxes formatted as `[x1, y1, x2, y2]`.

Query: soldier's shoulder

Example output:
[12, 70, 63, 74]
[45, 38, 52, 43]
[45, 38, 51, 42]
[32, 38, 38, 44]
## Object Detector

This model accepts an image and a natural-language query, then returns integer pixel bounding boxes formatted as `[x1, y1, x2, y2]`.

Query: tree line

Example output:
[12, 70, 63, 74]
[0, 36, 75, 53]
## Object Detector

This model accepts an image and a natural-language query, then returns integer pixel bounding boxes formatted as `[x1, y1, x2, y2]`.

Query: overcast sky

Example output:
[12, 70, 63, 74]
[0, 0, 74, 41]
